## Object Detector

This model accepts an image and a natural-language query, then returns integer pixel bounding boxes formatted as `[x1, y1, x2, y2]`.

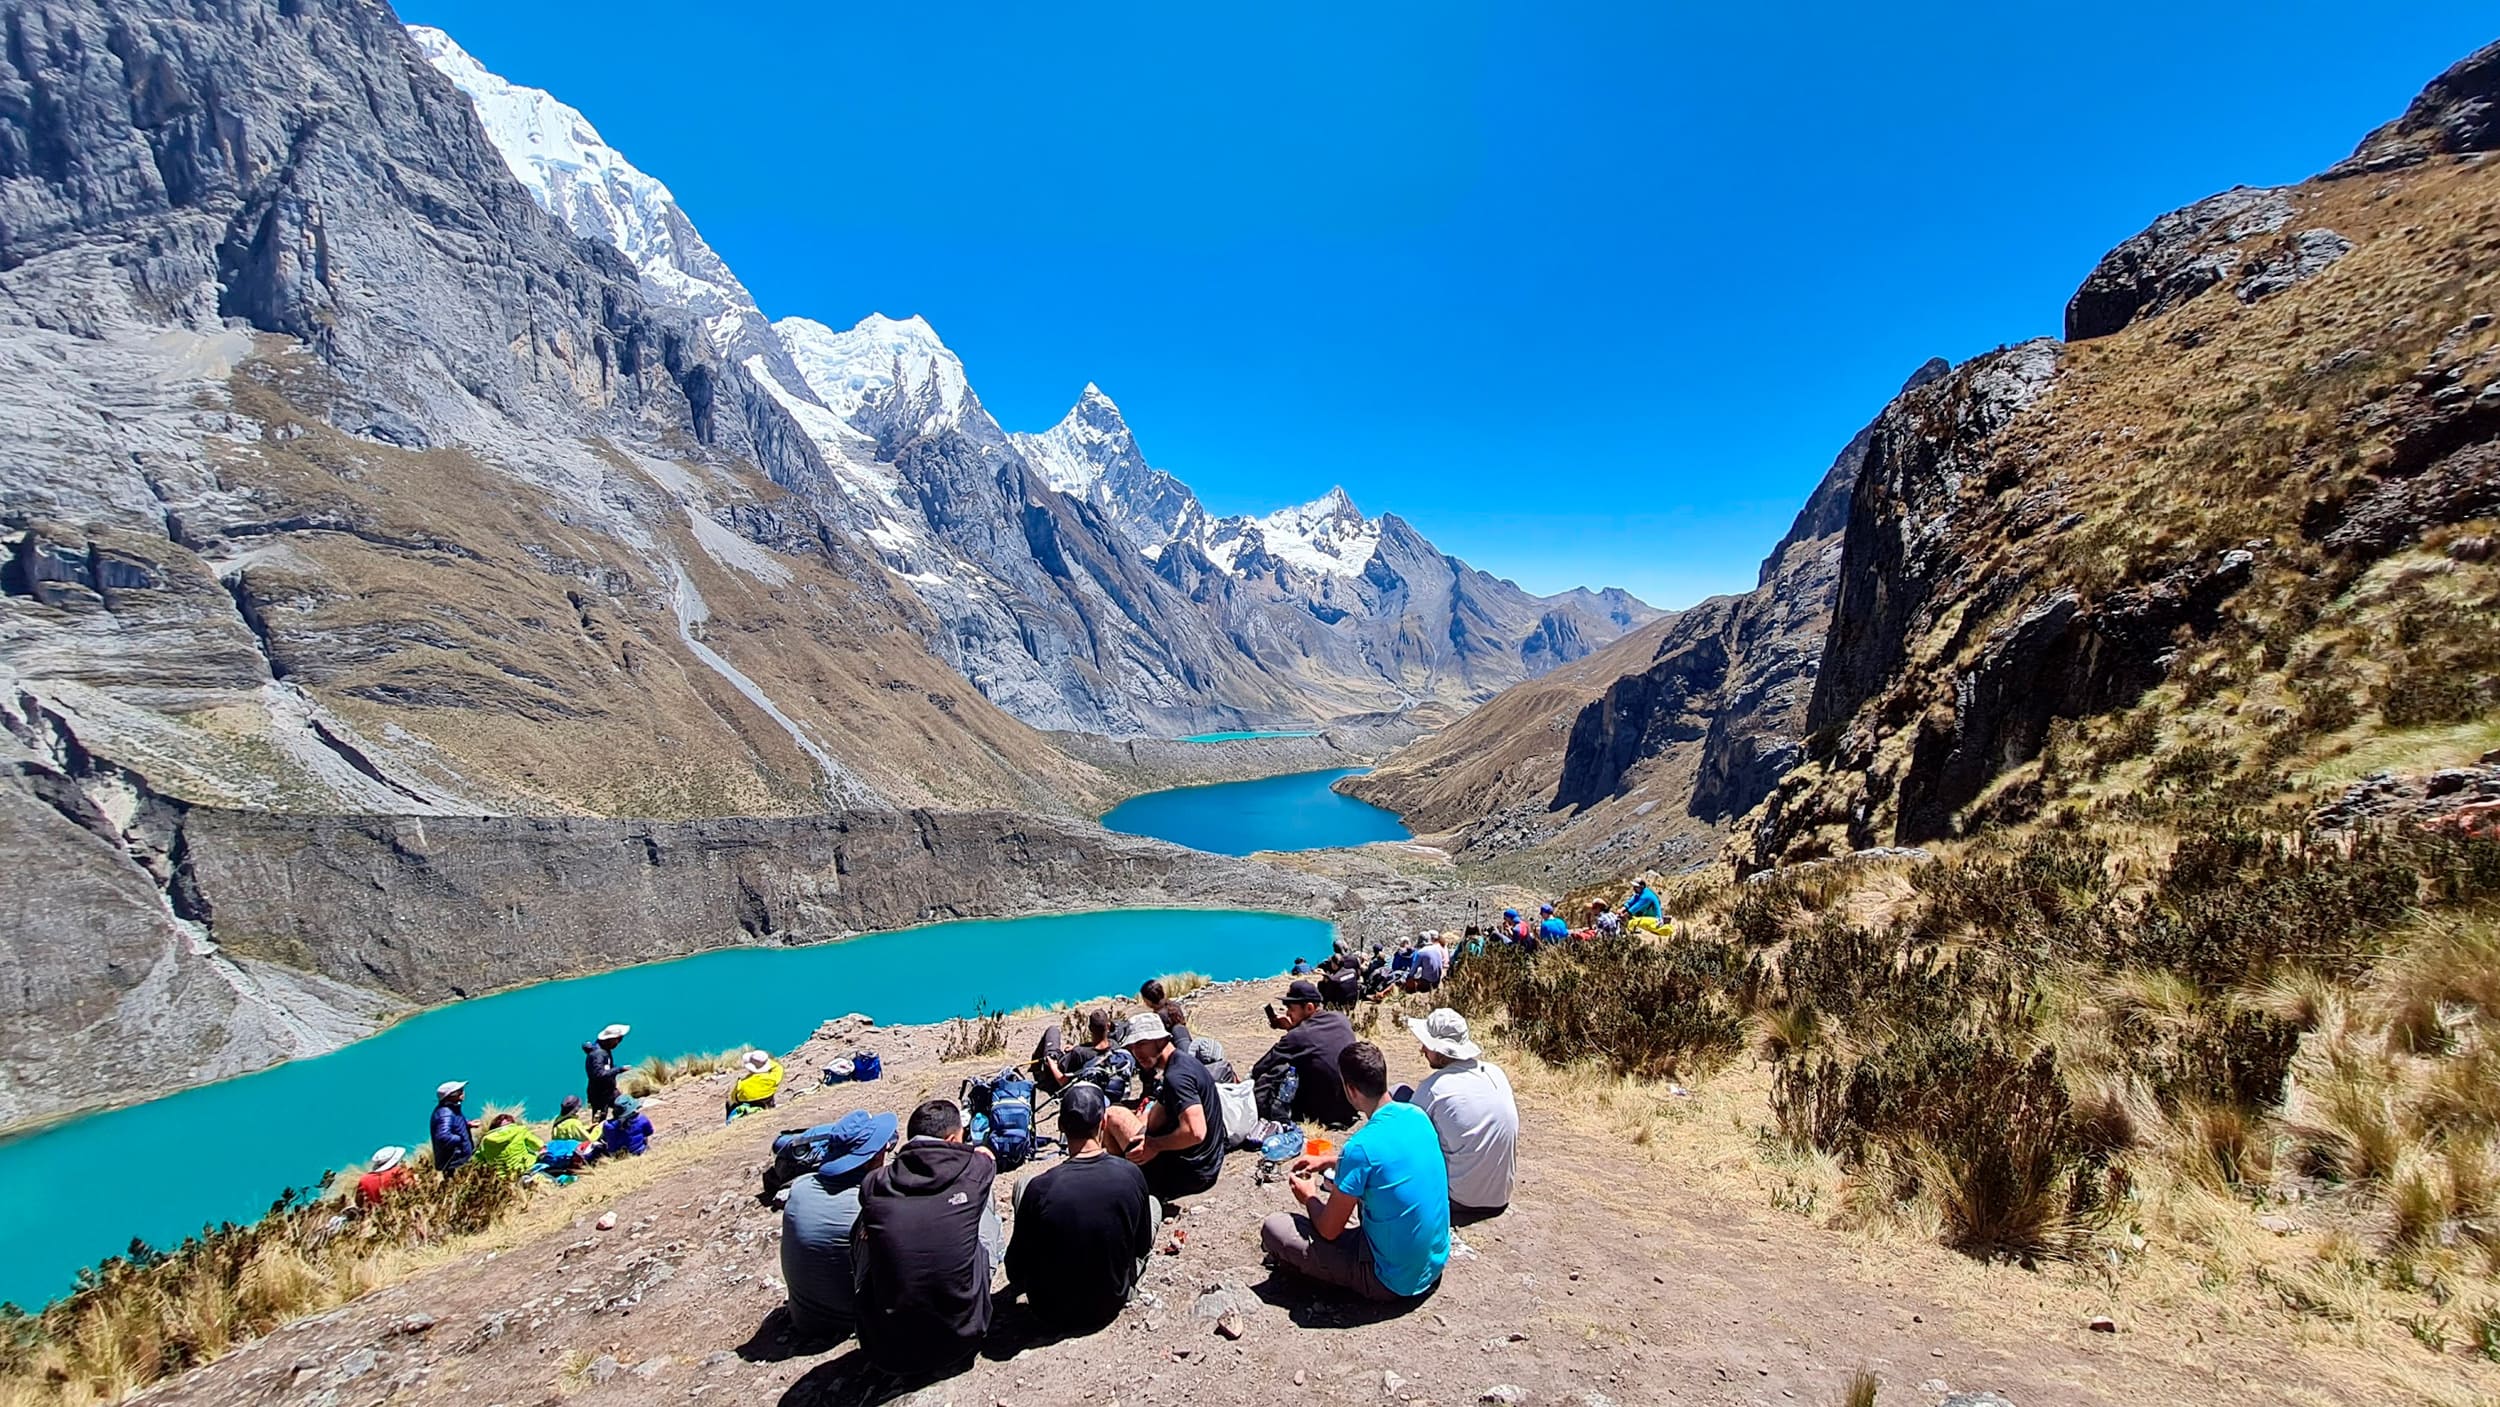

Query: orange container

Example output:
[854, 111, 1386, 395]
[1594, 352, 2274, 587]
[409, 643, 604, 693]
[1304, 1138, 1335, 1157]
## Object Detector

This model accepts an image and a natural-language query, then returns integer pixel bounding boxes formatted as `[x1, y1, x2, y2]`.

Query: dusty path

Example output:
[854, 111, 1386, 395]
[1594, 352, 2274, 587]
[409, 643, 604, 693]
[144, 983, 2416, 1407]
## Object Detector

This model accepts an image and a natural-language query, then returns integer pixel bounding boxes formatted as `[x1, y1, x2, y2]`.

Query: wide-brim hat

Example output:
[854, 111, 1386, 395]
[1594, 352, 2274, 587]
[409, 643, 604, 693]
[817, 1109, 899, 1177]
[1121, 1011, 1171, 1047]
[598, 1023, 631, 1042]
[742, 1050, 774, 1074]
[370, 1146, 407, 1173]
[436, 1080, 467, 1100]
[613, 1094, 641, 1114]
[1408, 1008, 1481, 1061]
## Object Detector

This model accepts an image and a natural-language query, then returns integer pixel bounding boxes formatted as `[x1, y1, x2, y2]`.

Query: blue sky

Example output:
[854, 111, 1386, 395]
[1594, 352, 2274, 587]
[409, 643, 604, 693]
[399, 2, 2492, 608]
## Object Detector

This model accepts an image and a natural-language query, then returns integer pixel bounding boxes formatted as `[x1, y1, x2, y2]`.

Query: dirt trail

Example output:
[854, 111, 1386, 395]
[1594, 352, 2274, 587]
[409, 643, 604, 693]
[144, 984, 2400, 1407]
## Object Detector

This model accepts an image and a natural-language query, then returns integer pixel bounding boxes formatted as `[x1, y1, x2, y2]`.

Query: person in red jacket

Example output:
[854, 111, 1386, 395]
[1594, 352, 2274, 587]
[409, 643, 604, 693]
[356, 1146, 412, 1207]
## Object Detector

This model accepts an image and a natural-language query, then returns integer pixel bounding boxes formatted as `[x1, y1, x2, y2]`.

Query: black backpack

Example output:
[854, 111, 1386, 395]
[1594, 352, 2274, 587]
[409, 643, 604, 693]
[762, 1122, 850, 1195]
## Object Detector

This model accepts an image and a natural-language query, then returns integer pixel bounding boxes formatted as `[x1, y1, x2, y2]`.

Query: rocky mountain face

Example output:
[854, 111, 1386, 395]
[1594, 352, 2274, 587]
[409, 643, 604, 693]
[1347, 359, 1946, 874]
[1362, 38, 2500, 880]
[0, 0, 1145, 1127]
[415, 29, 1657, 735]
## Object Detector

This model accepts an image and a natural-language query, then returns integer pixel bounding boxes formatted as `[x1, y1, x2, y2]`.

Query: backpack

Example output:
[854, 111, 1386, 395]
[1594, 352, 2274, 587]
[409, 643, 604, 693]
[962, 1068, 1038, 1171]
[764, 1121, 851, 1195]
[852, 1051, 882, 1082]
[1215, 1079, 1260, 1149]
[1075, 1049, 1139, 1104]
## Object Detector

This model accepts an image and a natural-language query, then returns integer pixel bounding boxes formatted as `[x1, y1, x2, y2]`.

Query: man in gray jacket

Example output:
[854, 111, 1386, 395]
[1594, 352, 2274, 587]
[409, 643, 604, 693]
[779, 1109, 898, 1342]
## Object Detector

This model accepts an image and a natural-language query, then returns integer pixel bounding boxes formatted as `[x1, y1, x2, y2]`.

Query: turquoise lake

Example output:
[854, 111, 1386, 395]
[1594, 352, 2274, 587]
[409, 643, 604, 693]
[1175, 729, 1318, 743]
[0, 908, 1324, 1310]
[1100, 767, 1411, 855]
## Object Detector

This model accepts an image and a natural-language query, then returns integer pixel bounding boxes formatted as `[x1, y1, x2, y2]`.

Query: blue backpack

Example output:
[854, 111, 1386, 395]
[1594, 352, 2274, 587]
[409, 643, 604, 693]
[962, 1068, 1038, 1171]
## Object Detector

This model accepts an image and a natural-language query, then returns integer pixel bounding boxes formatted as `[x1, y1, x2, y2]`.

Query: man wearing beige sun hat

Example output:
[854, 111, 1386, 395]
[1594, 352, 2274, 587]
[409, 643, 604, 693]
[1404, 1008, 1518, 1222]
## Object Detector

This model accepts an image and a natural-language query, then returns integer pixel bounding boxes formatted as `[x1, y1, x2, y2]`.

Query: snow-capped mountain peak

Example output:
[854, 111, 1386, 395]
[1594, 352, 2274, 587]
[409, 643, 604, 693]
[1020, 383, 1138, 495]
[407, 24, 790, 377]
[775, 313, 973, 430]
[1199, 487, 1381, 579]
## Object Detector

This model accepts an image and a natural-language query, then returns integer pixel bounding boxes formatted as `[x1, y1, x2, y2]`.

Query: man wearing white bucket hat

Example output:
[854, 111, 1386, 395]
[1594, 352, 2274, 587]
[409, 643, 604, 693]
[584, 1023, 630, 1120]
[1406, 1009, 1518, 1220]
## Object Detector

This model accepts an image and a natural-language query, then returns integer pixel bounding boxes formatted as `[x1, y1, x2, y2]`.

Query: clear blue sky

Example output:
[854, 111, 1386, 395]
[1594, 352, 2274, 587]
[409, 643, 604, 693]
[398, 1, 2491, 608]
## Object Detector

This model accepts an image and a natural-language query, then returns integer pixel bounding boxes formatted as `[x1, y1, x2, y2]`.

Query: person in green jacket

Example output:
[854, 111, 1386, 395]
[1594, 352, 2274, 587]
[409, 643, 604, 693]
[476, 1113, 546, 1177]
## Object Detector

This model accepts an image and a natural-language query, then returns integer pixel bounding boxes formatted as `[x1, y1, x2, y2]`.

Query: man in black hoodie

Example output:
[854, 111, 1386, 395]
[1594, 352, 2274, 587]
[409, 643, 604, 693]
[854, 1099, 1002, 1378]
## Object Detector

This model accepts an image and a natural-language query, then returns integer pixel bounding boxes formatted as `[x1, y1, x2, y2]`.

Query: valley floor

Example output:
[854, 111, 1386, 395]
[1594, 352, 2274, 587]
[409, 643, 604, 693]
[132, 983, 2461, 1407]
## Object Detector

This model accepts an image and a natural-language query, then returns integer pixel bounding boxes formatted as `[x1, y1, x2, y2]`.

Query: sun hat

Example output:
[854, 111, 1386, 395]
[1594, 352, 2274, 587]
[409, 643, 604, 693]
[1407, 1008, 1481, 1061]
[370, 1146, 407, 1173]
[1121, 1011, 1171, 1046]
[1058, 1081, 1110, 1135]
[598, 1023, 631, 1042]
[1280, 978, 1323, 1004]
[613, 1094, 641, 1115]
[436, 1080, 467, 1100]
[742, 1050, 774, 1074]
[815, 1109, 899, 1177]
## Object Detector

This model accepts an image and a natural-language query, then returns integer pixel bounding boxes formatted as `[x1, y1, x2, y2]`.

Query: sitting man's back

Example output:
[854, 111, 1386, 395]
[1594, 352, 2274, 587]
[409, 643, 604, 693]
[1407, 1008, 1518, 1217]
[779, 1110, 897, 1342]
[1261, 1040, 1450, 1302]
[1251, 979, 1358, 1126]
[1005, 1084, 1158, 1331]
[855, 1099, 1002, 1377]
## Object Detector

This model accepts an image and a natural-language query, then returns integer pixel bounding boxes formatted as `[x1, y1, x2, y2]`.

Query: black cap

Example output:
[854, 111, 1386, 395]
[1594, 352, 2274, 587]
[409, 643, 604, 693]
[1280, 979, 1323, 1004]
[1059, 1081, 1109, 1134]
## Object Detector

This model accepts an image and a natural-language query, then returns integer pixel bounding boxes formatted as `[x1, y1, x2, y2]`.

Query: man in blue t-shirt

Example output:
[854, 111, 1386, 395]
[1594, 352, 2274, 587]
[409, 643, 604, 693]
[1259, 1041, 1450, 1302]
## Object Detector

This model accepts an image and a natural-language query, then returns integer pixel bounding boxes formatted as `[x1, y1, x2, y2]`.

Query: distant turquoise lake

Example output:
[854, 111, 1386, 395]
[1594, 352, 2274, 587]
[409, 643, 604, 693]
[0, 908, 1324, 1311]
[1176, 729, 1318, 743]
[1101, 767, 1411, 855]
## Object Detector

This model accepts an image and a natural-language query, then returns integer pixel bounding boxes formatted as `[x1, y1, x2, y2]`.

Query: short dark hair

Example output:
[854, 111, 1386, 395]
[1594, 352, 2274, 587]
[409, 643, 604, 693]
[907, 1098, 962, 1140]
[1139, 978, 1167, 1007]
[1338, 1041, 1389, 1100]
[1087, 1008, 1114, 1041]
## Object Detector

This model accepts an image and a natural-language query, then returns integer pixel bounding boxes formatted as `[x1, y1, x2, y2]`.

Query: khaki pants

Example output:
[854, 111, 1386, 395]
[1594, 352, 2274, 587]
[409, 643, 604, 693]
[1259, 1212, 1411, 1302]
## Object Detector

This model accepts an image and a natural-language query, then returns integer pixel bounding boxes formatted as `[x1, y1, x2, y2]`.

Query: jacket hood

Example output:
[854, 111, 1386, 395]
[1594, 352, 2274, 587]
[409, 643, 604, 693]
[583, 1039, 600, 1052]
[886, 1137, 991, 1196]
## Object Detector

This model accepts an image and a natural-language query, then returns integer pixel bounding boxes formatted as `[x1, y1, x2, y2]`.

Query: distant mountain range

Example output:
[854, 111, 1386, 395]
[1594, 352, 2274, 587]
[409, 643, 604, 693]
[410, 26, 1656, 735]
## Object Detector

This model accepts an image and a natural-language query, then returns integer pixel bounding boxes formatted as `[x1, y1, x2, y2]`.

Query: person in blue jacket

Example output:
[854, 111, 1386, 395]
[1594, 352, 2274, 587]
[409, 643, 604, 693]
[1537, 903, 1570, 945]
[430, 1080, 475, 1172]
[602, 1094, 656, 1156]
[1624, 881, 1663, 921]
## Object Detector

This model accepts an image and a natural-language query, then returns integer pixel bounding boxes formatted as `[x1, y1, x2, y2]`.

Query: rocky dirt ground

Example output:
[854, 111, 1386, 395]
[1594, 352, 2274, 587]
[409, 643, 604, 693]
[142, 983, 2422, 1407]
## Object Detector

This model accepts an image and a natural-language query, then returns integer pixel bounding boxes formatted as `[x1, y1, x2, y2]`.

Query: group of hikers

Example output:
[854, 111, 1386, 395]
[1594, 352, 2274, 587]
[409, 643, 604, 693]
[363, 1022, 794, 1202]
[774, 950, 1523, 1384]
[1491, 876, 1673, 949]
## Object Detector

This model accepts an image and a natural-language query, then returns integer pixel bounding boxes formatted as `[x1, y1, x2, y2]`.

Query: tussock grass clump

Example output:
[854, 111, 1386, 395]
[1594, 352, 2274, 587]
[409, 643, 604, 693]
[622, 1048, 747, 1097]
[938, 1004, 1007, 1063]
[1449, 939, 1745, 1081]
[0, 1171, 525, 1405]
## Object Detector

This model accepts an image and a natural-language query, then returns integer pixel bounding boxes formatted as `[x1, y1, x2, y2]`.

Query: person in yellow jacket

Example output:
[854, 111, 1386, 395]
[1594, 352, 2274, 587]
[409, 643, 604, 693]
[552, 1094, 596, 1144]
[475, 1113, 546, 1177]
[728, 1049, 785, 1121]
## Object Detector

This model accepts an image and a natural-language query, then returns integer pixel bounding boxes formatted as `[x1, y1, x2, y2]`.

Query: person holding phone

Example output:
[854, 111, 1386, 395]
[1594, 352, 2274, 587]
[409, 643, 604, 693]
[1250, 979, 1357, 1126]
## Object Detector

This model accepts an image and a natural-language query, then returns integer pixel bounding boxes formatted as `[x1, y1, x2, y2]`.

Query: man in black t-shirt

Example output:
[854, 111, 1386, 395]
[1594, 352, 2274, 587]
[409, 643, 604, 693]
[1005, 1083, 1157, 1331]
[1099, 1011, 1226, 1202]
[1034, 1009, 1114, 1094]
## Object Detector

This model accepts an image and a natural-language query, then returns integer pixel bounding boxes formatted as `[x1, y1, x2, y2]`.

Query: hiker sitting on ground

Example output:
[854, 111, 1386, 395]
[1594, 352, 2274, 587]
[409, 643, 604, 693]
[854, 1099, 1003, 1378]
[1407, 1008, 1518, 1221]
[1252, 979, 1358, 1127]
[1261, 1041, 1451, 1303]
[1137, 979, 1189, 1045]
[1582, 901, 1623, 940]
[1624, 878, 1663, 920]
[1006, 1083, 1158, 1332]
[601, 1093, 654, 1157]
[780, 1109, 897, 1343]
[1402, 932, 1450, 992]
[1537, 903, 1570, 945]
[1291, 955, 1312, 976]
[430, 1081, 475, 1173]
[1318, 953, 1363, 1011]
[584, 1023, 630, 1120]
[1099, 1011, 1228, 1203]
[1036, 1008, 1115, 1094]
[476, 1112, 546, 1177]
[550, 1094, 602, 1166]
[728, 1050, 784, 1120]
[357, 1146, 412, 1207]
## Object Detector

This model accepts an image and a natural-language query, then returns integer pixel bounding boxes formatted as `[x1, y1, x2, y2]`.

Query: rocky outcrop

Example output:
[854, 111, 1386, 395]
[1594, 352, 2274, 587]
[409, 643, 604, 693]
[2328, 39, 2500, 177]
[1348, 358, 1949, 871]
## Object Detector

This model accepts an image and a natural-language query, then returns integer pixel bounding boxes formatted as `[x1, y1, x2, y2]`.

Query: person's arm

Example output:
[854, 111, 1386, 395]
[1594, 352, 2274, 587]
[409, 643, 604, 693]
[1285, 1172, 1358, 1241]
[1250, 1030, 1297, 1080]
[1133, 1103, 1207, 1158]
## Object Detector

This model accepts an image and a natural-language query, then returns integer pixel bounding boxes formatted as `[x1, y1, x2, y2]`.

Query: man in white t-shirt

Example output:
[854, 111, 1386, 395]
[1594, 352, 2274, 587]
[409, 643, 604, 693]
[1404, 1008, 1517, 1221]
